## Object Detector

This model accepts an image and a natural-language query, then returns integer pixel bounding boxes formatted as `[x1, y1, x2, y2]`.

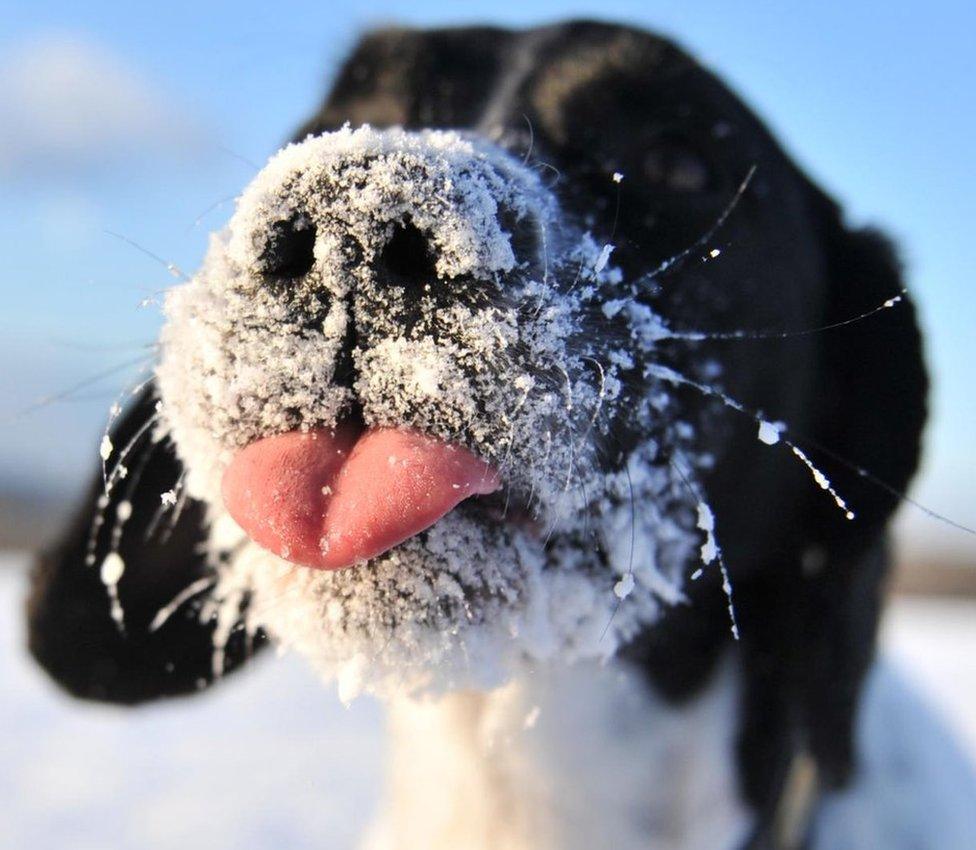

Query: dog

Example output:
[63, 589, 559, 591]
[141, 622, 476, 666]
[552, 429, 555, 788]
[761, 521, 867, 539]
[27, 19, 965, 850]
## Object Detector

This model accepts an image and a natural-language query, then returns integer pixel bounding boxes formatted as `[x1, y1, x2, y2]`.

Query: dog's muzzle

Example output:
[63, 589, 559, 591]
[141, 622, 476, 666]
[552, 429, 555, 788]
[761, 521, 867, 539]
[208, 128, 553, 571]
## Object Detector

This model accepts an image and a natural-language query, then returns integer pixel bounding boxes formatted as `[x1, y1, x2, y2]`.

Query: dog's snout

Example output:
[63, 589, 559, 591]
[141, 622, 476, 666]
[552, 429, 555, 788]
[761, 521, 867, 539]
[233, 129, 554, 307]
[376, 219, 438, 291]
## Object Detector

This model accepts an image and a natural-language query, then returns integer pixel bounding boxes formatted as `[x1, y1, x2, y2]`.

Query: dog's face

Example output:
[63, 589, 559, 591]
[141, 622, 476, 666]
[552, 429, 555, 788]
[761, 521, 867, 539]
[157, 125, 702, 696]
[30, 20, 926, 809]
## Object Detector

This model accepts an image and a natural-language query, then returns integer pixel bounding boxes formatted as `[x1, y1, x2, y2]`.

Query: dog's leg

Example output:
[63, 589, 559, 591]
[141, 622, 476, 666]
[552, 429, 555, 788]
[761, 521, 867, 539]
[733, 538, 889, 848]
[798, 539, 889, 790]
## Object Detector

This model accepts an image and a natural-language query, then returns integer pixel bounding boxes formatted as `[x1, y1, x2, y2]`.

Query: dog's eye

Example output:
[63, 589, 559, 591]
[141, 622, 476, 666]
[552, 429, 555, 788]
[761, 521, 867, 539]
[643, 141, 710, 193]
[376, 220, 438, 290]
[258, 214, 317, 279]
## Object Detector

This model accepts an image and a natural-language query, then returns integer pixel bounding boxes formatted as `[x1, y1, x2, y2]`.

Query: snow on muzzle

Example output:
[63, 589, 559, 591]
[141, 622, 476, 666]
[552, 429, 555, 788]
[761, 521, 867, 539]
[221, 422, 502, 570]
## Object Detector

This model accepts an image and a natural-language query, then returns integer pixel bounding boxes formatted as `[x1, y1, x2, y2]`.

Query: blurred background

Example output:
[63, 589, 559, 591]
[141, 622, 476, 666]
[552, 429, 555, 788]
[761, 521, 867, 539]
[1, 1, 973, 847]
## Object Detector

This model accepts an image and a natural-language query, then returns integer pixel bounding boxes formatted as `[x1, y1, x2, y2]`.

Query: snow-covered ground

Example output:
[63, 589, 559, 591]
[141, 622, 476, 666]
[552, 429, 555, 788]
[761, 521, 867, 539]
[882, 596, 976, 764]
[2, 553, 975, 850]
[0, 555, 384, 850]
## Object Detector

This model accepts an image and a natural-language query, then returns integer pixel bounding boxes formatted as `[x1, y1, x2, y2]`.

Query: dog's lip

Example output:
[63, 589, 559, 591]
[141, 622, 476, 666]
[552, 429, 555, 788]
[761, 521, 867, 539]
[221, 422, 501, 570]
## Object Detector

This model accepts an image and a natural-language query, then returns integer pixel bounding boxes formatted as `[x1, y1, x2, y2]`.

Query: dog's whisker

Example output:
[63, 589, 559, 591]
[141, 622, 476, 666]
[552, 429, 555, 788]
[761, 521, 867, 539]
[46, 338, 160, 353]
[185, 194, 239, 234]
[576, 465, 592, 543]
[150, 576, 219, 633]
[529, 160, 561, 179]
[525, 428, 553, 519]
[3, 354, 154, 426]
[806, 441, 976, 537]
[651, 164, 757, 280]
[788, 443, 856, 520]
[100, 371, 159, 488]
[561, 254, 590, 298]
[646, 362, 857, 522]
[103, 408, 160, 494]
[577, 356, 607, 451]
[104, 229, 189, 281]
[91, 413, 167, 634]
[217, 144, 261, 173]
[668, 450, 739, 640]
[84, 428, 162, 569]
[85, 406, 160, 607]
[159, 482, 192, 545]
[143, 469, 186, 542]
[599, 453, 638, 642]
[498, 377, 534, 482]
[555, 362, 574, 417]
[654, 356, 970, 538]
[664, 287, 909, 342]
[105, 427, 159, 553]
[540, 413, 590, 546]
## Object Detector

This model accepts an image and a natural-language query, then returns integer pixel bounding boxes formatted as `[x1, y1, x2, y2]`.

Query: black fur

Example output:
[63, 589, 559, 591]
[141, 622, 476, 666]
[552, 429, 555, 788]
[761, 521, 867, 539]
[27, 19, 926, 831]
[27, 387, 264, 702]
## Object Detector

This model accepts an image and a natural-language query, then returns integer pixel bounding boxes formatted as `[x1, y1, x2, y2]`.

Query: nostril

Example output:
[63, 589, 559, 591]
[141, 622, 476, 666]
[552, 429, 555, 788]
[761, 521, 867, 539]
[259, 214, 317, 280]
[376, 219, 437, 289]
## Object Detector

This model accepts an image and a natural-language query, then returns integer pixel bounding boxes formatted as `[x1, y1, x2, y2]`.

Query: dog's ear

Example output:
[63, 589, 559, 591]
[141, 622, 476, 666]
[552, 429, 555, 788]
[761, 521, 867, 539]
[799, 188, 927, 775]
[734, 195, 928, 814]
[807, 187, 928, 538]
[27, 385, 264, 704]
[294, 25, 516, 138]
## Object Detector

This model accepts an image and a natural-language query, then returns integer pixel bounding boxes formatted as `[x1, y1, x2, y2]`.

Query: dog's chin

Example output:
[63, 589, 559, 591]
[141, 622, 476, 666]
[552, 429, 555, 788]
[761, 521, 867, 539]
[207, 494, 675, 702]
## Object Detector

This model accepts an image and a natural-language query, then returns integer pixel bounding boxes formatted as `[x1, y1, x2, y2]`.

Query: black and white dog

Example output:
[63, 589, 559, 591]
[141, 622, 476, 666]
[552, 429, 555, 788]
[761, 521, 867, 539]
[28, 20, 967, 850]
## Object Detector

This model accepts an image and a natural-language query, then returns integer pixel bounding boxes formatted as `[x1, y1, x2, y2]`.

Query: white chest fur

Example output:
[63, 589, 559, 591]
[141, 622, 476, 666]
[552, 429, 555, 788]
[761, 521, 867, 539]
[363, 658, 750, 850]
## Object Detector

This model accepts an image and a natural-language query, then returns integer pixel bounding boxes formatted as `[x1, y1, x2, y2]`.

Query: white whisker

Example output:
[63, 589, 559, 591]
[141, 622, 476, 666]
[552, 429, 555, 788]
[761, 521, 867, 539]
[646, 362, 857, 522]
[669, 452, 739, 640]
[150, 576, 217, 633]
[651, 164, 756, 280]
[664, 288, 908, 342]
[104, 230, 188, 281]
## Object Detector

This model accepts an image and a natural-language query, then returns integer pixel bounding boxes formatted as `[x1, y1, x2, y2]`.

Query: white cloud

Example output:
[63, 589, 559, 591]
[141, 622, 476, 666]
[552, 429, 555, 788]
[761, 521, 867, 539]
[0, 34, 213, 178]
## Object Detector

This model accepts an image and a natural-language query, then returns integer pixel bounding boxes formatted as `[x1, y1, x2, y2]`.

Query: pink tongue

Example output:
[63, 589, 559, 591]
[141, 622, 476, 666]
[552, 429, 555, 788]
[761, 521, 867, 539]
[221, 424, 501, 570]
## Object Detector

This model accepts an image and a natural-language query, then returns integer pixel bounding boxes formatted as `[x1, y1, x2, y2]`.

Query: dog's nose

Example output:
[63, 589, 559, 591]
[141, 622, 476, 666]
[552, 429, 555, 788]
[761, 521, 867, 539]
[238, 127, 552, 300]
[375, 219, 438, 292]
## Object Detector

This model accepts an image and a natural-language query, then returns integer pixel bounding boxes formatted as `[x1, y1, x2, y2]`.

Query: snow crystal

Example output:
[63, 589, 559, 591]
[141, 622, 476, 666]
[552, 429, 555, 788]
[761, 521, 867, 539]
[696, 502, 718, 565]
[614, 573, 635, 600]
[757, 419, 783, 445]
[100, 552, 125, 585]
[99, 552, 127, 630]
[789, 444, 856, 520]
[160, 489, 178, 507]
[99, 434, 113, 461]
[594, 243, 614, 274]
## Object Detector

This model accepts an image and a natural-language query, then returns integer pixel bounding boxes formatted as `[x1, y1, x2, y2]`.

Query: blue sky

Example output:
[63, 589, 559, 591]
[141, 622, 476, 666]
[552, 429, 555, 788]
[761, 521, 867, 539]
[0, 0, 973, 559]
